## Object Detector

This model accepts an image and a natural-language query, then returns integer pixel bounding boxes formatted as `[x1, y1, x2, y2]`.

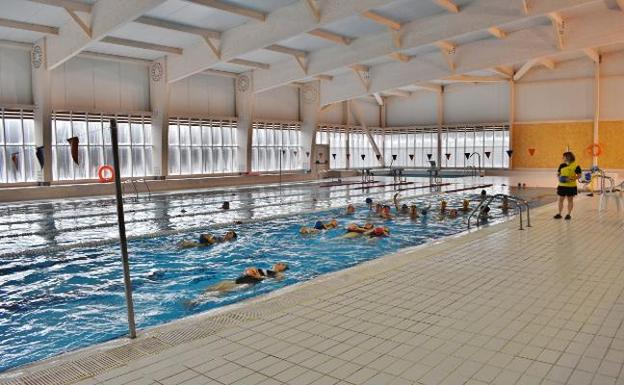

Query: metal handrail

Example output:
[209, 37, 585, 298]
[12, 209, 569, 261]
[467, 193, 531, 230]
[468, 152, 482, 177]
[121, 180, 139, 201]
[135, 179, 152, 201]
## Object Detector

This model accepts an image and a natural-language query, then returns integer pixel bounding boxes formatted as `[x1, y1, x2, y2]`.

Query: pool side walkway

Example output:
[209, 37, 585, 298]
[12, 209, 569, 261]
[3, 194, 624, 385]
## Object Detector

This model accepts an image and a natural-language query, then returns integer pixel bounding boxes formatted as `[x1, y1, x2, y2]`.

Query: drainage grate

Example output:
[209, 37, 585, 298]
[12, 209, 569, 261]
[105, 345, 146, 363]
[133, 338, 171, 354]
[0, 378, 25, 385]
[20, 364, 87, 385]
[71, 352, 123, 376]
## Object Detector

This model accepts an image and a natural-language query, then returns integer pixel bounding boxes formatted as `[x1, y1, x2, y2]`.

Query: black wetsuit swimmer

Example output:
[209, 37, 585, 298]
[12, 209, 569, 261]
[234, 268, 279, 284]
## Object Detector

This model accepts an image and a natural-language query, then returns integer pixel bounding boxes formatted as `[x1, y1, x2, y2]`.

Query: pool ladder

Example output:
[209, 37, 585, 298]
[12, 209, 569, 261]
[467, 193, 531, 230]
[122, 179, 152, 202]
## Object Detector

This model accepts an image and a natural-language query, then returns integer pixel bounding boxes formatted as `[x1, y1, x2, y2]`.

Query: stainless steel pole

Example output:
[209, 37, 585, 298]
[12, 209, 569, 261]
[110, 118, 137, 338]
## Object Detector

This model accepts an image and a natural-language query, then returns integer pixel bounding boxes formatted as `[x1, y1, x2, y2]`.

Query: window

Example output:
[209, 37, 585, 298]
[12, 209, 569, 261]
[168, 117, 238, 175]
[52, 112, 152, 180]
[252, 121, 302, 172]
[316, 125, 383, 169]
[0, 109, 37, 183]
[382, 127, 439, 168]
[440, 124, 509, 169]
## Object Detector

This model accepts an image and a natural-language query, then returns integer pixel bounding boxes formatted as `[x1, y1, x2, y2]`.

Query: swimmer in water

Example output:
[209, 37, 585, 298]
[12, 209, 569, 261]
[478, 205, 491, 223]
[343, 222, 374, 238]
[420, 205, 431, 216]
[185, 263, 289, 306]
[346, 204, 356, 215]
[480, 190, 487, 201]
[500, 196, 510, 214]
[400, 204, 409, 215]
[374, 203, 383, 215]
[299, 226, 320, 235]
[365, 226, 390, 238]
[409, 205, 419, 220]
[440, 200, 448, 214]
[448, 209, 458, 219]
[380, 205, 393, 220]
[222, 201, 230, 210]
[178, 230, 238, 248]
[365, 197, 373, 210]
[461, 199, 471, 213]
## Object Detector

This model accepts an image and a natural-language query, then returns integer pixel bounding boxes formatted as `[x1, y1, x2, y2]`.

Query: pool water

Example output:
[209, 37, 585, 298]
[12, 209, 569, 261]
[0, 186, 542, 372]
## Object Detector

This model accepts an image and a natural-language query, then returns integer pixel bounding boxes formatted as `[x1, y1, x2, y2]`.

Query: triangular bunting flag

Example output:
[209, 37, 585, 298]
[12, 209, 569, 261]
[306, 151, 310, 158]
[426, 153, 433, 160]
[36, 146, 45, 169]
[484, 151, 491, 159]
[376, 154, 381, 160]
[11, 152, 19, 170]
[392, 154, 397, 161]
[506, 150, 513, 158]
[361, 154, 366, 160]
[346, 153, 351, 159]
[332, 153, 336, 159]
[528, 148, 536, 156]
[464, 152, 471, 160]
[67, 136, 80, 165]
[409, 154, 414, 160]
[445, 153, 452, 160]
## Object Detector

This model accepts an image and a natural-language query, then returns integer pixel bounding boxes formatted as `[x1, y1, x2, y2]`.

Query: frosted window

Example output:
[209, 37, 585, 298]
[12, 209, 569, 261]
[51, 113, 152, 180]
[251, 122, 302, 172]
[168, 118, 238, 175]
[0, 109, 37, 183]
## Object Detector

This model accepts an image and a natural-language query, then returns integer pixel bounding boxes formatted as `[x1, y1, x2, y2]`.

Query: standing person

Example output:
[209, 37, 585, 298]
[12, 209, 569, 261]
[555, 151, 582, 220]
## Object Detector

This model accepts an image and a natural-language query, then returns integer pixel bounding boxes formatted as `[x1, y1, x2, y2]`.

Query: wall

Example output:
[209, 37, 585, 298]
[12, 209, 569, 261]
[386, 91, 437, 126]
[444, 83, 508, 124]
[254, 86, 299, 121]
[50, 56, 149, 112]
[169, 73, 235, 117]
[0, 45, 32, 105]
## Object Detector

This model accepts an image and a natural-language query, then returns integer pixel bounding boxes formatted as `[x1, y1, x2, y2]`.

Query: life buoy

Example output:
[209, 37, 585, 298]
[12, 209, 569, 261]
[98, 165, 114, 183]
[586, 143, 603, 157]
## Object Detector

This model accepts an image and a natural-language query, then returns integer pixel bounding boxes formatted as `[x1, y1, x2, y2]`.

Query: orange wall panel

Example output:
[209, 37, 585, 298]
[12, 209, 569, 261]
[512, 122, 593, 169]
[598, 121, 624, 169]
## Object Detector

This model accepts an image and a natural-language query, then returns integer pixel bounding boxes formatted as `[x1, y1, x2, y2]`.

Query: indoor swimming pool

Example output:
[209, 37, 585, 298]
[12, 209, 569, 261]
[0, 179, 553, 372]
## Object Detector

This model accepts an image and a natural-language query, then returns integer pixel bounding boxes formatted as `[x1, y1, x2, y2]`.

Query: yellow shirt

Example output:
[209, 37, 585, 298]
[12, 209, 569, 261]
[558, 161, 580, 187]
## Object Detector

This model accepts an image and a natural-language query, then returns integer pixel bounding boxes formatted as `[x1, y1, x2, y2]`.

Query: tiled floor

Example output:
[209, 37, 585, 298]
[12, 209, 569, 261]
[7, 193, 624, 385]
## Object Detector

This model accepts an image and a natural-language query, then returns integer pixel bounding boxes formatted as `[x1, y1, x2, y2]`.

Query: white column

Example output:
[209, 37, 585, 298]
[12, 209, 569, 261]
[509, 79, 516, 169]
[149, 57, 169, 179]
[32, 38, 53, 184]
[300, 80, 320, 170]
[343, 101, 350, 169]
[592, 56, 601, 168]
[437, 86, 445, 170]
[235, 72, 254, 173]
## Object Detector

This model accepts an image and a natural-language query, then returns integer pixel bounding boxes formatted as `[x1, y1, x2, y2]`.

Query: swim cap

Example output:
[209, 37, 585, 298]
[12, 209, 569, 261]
[373, 227, 385, 236]
[314, 221, 324, 230]
[365, 197, 373, 204]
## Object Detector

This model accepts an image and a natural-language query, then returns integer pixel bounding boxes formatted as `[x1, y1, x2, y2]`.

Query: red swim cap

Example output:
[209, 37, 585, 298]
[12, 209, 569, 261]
[374, 227, 385, 236]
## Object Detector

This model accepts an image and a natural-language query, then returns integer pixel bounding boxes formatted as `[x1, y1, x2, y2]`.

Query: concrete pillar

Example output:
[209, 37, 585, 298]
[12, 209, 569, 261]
[149, 57, 169, 179]
[592, 57, 601, 168]
[300, 80, 320, 170]
[508, 79, 516, 169]
[235, 72, 254, 173]
[32, 38, 53, 184]
[342, 101, 350, 169]
[437, 86, 445, 170]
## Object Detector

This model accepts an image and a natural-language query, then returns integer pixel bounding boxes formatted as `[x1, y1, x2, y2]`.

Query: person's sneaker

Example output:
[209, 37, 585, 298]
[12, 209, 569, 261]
[554, 214, 562, 219]
[565, 215, 571, 220]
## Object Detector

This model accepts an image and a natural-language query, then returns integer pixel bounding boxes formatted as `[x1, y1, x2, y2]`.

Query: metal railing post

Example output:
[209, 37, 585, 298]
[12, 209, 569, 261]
[110, 119, 137, 339]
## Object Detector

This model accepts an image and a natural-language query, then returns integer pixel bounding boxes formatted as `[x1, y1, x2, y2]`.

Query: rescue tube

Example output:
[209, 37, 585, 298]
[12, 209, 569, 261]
[97, 165, 114, 183]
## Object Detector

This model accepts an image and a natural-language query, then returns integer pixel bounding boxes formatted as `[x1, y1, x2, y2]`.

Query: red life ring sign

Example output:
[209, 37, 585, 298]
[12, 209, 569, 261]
[585, 143, 603, 157]
[97, 165, 115, 183]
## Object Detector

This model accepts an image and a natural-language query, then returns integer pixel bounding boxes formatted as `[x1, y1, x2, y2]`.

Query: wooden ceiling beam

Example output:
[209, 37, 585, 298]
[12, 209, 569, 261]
[445, 74, 509, 83]
[101, 36, 183, 55]
[0, 17, 58, 35]
[583, 48, 600, 63]
[489, 66, 514, 78]
[383, 89, 411, 97]
[433, 0, 460, 13]
[25, 0, 91, 13]
[487, 26, 507, 39]
[361, 10, 402, 31]
[372, 92, 384, 106]
[389, 52, 411, 62]
[135, 16, 221, 39]
[184, 0, 266, 21]
[308, 29, 352, 45]
[315, 74, 334, 81]
[264, 44, 307, 59]
[304, 0, 321, 23]
[229, 58, 270, 70]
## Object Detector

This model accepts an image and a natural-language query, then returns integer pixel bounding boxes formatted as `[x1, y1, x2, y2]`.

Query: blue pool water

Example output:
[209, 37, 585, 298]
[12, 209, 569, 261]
[0, 187, 537, 372]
